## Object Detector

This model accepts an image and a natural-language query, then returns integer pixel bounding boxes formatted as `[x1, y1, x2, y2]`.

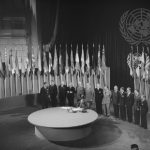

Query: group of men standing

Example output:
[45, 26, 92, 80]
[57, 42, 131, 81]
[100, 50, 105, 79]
[40, 81, 148, 129]
[111, 86, 149, 129]
[40, 81, 76, 109]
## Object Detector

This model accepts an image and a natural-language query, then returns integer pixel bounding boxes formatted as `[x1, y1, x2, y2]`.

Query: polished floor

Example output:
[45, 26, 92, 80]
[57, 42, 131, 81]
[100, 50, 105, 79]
[0, 106, 150, 150]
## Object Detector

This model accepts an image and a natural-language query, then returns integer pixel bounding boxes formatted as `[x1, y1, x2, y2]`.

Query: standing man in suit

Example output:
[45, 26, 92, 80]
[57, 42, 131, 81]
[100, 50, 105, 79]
[133, 90, 141, 125]
[40, 82, 50, 109]
[111, 85, 120, 118]
[59, 81, 67, 106]
[140, 95, 148, 129]
[126, 87, 134, 123]
[94, 83, 103, 114]
[119, 87, 126, 120]
[66, 82, 75, 106]
[49, 80, 58, 107]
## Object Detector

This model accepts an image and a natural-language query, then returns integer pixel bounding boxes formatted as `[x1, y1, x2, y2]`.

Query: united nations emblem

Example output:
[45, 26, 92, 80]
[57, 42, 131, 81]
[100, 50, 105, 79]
[119, 8, 150, 45]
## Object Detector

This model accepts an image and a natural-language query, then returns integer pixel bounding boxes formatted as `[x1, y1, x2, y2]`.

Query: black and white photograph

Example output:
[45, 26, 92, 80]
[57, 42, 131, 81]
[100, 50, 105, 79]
[0, 0, 150, 150]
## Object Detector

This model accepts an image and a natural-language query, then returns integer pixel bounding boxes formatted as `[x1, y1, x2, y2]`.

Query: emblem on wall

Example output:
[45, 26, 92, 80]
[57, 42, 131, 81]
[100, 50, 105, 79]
[119, 8, 150, 45]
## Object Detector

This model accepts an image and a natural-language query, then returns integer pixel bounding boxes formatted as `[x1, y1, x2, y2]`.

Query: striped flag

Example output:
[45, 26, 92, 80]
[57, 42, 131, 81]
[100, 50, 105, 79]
[81, 44, 84, 74]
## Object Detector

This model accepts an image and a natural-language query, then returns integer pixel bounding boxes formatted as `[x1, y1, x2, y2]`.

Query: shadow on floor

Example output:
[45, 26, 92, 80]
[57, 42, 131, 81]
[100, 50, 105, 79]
[51, 118, 122, 148]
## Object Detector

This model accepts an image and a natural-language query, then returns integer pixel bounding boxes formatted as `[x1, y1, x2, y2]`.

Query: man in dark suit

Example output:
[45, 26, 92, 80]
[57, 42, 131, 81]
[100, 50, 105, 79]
[133, 90, 141, 125]
[94, 83, 103, 114]
[111, 85, 120, 118]
[66, 82, 75, 106]
[119, 87, 126, 120]
[49, 80, 58, 107]
[140, 95, 148, 129]
[126, 87, 134, 122]
[40, 82, 50, 109]
[59, 81, 67, 106]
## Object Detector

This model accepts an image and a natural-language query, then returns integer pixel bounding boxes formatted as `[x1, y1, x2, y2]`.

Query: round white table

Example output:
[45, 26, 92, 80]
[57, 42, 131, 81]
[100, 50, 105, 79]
[28, 107, 98, 141]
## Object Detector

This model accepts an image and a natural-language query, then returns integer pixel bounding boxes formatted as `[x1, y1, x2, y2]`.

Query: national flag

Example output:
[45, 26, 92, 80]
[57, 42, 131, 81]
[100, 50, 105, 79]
[86, 44, 90, 72]
[127, 53, 133, 76]
[8, 49, 13, 75]
[97, 44, 101, 74]
[75, 44, 80, 71]
[101, 45, 106, 67]
[53, 45, 58, 75]
[29, 0, 37, 21]
[0, 52, 4, 78]
[21, 55, 25, 75]
[70, 44, 74, 74]
[38, 50, 41, 72]
[15, 51, 19, 75]
[92, 43, 97, 72]
[31, 53, 36, 70]
[65, 44, 69, 73]
[48, 51, 52, 73]
[43, 51, 48, 75]
[81, 44, 84, 74]
[4, 48, 9, 77]
[59, 44, 64, 74]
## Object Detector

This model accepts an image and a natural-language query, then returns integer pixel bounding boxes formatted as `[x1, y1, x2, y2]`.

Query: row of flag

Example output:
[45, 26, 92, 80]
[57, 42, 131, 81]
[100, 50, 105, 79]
[127, 46, 150, 81]
[0, 44, 107, 78]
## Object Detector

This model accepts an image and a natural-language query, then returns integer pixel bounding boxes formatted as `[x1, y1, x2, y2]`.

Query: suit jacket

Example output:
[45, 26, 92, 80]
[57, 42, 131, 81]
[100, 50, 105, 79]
[111, 91, 120, 105]
[59, 85, 67, 99]
[49, 84, 57, 99]
[40, 87, 49, 100]
[141, 100, 148, 114]
[126, 93, 134, 107]
[94, 88, 103, 101]
[119, 92, 126, 106]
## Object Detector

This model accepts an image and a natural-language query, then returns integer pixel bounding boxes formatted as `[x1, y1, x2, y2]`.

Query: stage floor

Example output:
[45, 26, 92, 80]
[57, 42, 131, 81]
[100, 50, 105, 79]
[0, 106, 150, 150]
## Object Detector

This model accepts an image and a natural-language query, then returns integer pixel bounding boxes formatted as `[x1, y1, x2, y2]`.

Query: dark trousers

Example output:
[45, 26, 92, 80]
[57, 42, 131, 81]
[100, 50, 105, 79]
[95, 100, 102, 114]
[127, 106, 133, 122]
[42, 98, 49, 109]
[68, 97, 74, 106]
[134, 109, 140, 125]
[120, 105, 126, 120]
[113, 104, 119, 118]
[51, 97, 57, 107]
[59, 97, 66, 106]
[141, 112, 147, 129]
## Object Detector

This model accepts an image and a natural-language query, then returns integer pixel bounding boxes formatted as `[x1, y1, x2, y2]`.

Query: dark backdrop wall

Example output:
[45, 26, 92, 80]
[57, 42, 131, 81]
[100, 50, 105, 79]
[37, 0, 149, 90]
